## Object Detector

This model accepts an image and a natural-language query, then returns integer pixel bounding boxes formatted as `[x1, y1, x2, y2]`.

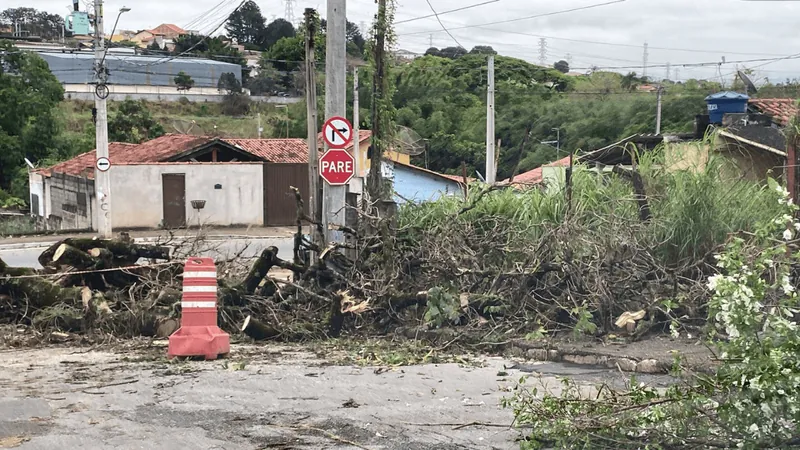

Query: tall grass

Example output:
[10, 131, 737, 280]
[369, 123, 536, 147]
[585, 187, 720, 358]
[399, 144, 781, 269]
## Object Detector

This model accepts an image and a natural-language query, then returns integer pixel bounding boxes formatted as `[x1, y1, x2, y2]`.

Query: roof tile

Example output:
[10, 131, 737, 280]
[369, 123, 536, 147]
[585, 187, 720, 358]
[226, 138, 309, 163]
[749, 98, 798, 126]
[41, 134, 213, 178]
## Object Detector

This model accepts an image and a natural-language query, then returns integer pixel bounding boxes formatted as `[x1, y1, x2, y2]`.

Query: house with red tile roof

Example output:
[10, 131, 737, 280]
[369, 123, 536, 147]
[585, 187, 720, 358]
[30, 133, 460, 231]
[30, 134, 315, 231]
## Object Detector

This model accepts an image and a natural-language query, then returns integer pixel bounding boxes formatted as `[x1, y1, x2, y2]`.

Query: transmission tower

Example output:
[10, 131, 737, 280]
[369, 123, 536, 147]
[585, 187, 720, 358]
[566, 53, 573, 67]
[665, 62, 671, 81]
[642, 42, 649, 79]
[675, 67, 680, 81]
[284, 0, 296, 23]
[538, 38, 547, 67]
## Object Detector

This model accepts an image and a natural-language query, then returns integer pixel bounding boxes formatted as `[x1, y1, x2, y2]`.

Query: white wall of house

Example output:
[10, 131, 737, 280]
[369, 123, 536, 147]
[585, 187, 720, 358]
[111, 163, 265, 228]
[29, 172, 45, 217]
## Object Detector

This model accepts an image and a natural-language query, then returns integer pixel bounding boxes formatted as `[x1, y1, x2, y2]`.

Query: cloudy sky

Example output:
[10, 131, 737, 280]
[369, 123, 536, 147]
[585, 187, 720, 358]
[14, 0, 800, 84]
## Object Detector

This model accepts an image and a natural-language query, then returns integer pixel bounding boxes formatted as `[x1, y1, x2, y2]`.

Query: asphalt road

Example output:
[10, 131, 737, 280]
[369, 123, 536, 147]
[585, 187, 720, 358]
[0, 237, 295, 269]
[0, 344, 672, 450]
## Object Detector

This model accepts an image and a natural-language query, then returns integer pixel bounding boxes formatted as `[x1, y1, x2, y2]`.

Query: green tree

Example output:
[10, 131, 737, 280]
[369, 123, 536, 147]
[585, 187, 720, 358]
[108, 99, 165, 144]
[0, 42, 64, 191]
[554, 60, 570, 73]
[225, 0, 266, 46]
[346, 21, 365, 56]
[469, 46, 496, 55]
[1, 8, 65, 40]
[174, 71, 195, 91]
[260, 18, 295, 50]
[438, 46, 467, 59]
[217, 72, 243, 94]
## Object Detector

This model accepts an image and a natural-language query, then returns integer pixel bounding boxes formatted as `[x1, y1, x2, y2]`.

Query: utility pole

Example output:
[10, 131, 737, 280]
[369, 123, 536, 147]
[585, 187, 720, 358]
[656, 84, 663, 135]
[304, 9, 322, 248]
[93, 0, 112, 238]
[323, 0, 347, 243]
[368, 0, 388, 200]
[486, 54, 496, 184]
[642, 42, 649, 80]
[257, 112, 262, 138]
[353, 66, 362, 177]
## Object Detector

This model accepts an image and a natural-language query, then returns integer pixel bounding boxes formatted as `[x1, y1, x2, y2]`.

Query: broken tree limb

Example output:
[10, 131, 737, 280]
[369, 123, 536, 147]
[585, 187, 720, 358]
[613, 165, 652, 223]
[241, 315, 280, 341]
[0, 257, 35, 277]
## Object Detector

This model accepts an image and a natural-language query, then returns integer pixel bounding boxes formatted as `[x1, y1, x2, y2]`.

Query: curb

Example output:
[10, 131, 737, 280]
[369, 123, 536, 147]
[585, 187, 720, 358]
[0, 235, 290, 251]
[509, 340, 715, 375]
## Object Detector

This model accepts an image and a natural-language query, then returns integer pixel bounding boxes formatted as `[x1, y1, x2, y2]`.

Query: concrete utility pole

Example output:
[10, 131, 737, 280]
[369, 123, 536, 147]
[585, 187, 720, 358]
[304, 9, 323, 248]
[656, 84, 663, 135]
[323, 0, 347, 243]
[486, 55, 496, 184]
[353, 66, 362, 177]
[93, 0, 112, 238]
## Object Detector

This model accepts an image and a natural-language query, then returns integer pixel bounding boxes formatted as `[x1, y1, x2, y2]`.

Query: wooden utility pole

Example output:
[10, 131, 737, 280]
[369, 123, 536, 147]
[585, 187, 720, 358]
[323, 0, 347, 243]
[368, 0, 388, 200]
[304, 8, 323, 246]
[486, 55, 496, 184]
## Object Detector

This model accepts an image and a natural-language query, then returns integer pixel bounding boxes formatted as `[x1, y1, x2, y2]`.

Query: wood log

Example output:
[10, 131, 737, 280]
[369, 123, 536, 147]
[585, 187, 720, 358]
[241, 315, 280, 341]
[53, 244, 99, 269]
[39, 238, 170, 268]
[0, 257, 36, 277]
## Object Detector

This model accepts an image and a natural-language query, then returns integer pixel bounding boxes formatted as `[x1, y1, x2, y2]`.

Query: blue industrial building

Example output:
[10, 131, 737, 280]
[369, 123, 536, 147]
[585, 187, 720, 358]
[390, 161, 463, 204]
[38, 52, 242, 88]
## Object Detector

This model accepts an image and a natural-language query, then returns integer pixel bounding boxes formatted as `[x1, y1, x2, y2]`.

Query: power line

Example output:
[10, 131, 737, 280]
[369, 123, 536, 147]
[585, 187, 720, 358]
[394, 0, 500, 25]
[399, 0, 626, 37]
[424, 0, 465, 49]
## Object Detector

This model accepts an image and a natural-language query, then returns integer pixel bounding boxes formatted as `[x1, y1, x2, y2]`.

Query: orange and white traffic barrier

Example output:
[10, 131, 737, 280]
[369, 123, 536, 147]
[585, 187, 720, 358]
[168, 257, 230, 360]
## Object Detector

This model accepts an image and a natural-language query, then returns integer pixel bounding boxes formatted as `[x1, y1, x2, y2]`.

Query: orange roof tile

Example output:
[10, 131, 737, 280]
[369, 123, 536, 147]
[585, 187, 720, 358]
[749, 98, 798, 126]
[226, 138, 310, 163]
[149, 23, 186, 36]
[42, 134, 214, 178]
[506, 156, 572, 185]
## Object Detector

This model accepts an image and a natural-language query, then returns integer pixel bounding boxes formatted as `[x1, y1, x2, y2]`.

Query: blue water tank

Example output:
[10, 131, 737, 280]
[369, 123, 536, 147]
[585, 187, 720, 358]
[705, 91, 749, 124]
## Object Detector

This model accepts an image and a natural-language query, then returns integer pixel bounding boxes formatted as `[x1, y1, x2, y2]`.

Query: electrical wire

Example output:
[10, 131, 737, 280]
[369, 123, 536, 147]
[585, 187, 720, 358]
[394, 0, 500, 25]
[424, 0, 466, 49]
[399, 0, 626, 37]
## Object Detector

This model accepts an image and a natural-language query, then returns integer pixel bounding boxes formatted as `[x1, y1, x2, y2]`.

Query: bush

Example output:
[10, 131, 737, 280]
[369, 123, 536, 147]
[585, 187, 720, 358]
[220, 93, 251, 116]
[503, 180, 800, 449]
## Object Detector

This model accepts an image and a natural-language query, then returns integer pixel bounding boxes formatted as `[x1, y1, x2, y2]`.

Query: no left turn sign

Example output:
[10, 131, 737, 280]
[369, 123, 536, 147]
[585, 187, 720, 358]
[96, 157, 111, 172]
[322, 116, 353, 149]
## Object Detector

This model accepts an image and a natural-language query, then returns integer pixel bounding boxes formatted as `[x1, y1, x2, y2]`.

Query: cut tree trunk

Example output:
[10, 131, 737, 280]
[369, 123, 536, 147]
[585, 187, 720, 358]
[241, 315, 280, 341]
[39, 238, 170, 268]
[53, 244, 101, 269]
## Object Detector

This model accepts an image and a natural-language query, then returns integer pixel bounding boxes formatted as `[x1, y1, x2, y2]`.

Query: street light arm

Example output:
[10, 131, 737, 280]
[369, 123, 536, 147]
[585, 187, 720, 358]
[99, 7, 130, 73]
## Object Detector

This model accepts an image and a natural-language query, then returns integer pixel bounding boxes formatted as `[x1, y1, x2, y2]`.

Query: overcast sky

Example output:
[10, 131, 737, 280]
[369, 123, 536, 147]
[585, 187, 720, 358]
[14, 0, 800, 84]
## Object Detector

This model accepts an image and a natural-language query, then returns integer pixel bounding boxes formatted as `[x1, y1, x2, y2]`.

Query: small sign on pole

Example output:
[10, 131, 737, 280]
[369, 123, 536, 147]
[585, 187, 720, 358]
[319, 149, 355, 185]
[96, 157, 111, 172]
[322, 116, 354, 149]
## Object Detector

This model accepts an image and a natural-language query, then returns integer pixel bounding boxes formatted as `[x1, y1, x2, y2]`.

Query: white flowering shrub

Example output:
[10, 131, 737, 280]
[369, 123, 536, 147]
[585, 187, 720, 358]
[505, 179, 800, 449]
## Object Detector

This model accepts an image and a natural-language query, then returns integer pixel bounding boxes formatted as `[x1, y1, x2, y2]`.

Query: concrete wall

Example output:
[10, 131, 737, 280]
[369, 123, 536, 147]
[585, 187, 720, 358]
[29, 172, 45, 217]
[46, 172, 95, 230]
[390, 163, 461, 204]
[62, 84, 302, 104]
[110, 163, 265, 228]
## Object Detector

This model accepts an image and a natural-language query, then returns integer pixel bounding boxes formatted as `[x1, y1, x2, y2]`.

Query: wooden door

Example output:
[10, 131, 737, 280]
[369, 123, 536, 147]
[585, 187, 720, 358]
[264, 164, 309, 226]
[162, 173, 186, 228]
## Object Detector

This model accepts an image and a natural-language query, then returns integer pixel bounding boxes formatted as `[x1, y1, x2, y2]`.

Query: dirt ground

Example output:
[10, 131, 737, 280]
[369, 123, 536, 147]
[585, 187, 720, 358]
[0, 337, 675, 450]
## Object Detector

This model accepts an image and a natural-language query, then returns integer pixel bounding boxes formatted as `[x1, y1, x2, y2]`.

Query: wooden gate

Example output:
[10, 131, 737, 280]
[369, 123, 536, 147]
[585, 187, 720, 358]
[264, 164, 309, 226]
[162, 173, 186, 228]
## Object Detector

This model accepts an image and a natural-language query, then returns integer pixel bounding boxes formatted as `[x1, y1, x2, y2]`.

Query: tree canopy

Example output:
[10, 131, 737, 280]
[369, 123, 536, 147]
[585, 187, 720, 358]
[108, 99, 165, 144]
[224, 0, 266, 46]
[0, 8, 65, 40]
[0, 41, 64, 191]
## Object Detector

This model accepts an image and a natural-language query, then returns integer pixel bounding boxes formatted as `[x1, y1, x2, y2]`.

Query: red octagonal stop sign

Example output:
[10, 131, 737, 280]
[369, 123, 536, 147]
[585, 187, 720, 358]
[319, 149, 355, 185]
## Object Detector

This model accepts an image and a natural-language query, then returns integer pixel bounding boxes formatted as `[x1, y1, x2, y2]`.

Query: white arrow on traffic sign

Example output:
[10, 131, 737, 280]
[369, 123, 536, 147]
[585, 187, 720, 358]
[322, 116, 353, 149]
[96, 157, 111, 172]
